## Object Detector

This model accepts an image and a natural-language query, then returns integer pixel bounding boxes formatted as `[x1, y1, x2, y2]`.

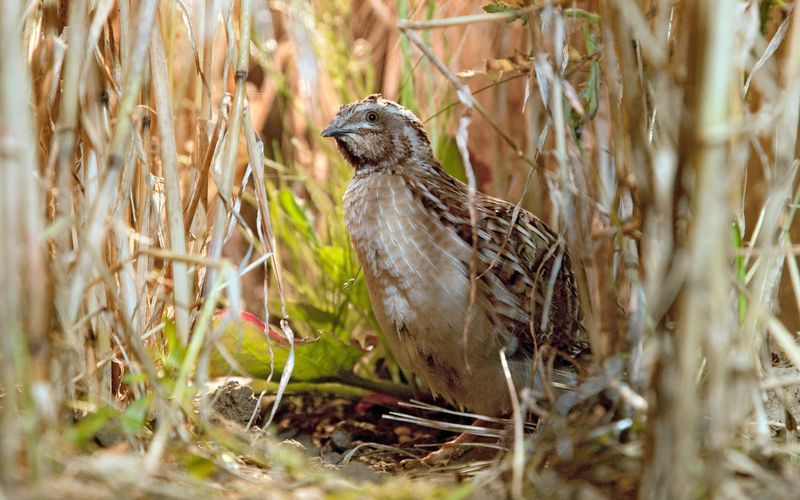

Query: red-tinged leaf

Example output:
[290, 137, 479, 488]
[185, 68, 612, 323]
[213, 309, 286, 344]
[354, 392, 401, 413]
[209, 310, 364, 382]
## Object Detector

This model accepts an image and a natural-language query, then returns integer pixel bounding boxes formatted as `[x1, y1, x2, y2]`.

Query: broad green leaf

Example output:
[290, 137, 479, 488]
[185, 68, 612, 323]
[288, 302, 343, 332]
[209, 311, 364, 382]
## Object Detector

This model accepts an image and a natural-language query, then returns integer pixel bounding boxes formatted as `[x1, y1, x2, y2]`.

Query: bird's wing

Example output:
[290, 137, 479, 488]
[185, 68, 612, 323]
[472, 195, 587, 358]
[409, 165, 587, 359]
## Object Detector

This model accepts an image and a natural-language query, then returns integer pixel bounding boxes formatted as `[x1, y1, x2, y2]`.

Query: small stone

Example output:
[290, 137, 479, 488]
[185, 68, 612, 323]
[331, 427, 352, 450]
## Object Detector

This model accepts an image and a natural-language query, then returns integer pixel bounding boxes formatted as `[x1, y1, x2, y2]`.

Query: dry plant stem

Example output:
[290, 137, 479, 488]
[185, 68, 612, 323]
[242, 107, 275, 382]
[608, 0, 666, 67]
[787, 237, 800, 318]
[396, 3, 541, 30]
[52, 0, 85, 264]
[644, 1, 737, 497]
[184, 100, 226, 232]
[62, 0, 158, 327]
[119, 0, 130, 68]
[540, 9, 574, 245]
[741, 9, 800, 443]
[201, 0, 215, 122]
[49, 0, 86, 381]
[400, 27, 537, 170]
[499, 350, 524, 500]
[243, 96, 287, 318]
[151, 18, 191, 345]
[82, 151, 113, 406]
[108, 135, 147, 388]
[206, 0, 252, 294]
[134, 133, 153, 335]
[603, 2, 654, 209]
[0, 0, 48, 482]
[748, 1, 800, 339]
[112, 221, 139, 358]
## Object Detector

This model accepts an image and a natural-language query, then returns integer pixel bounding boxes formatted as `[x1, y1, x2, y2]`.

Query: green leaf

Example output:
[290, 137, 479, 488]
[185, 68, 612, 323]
[209, 311, 364, 382]
[317, 245, 347, 281]
[288, 302, 341, 332]
[162, 320, 186, 371]
[731, 222, 747, 325]
[121, 395, 152, 435]
[121, 371, 149, 385]
[182, 454, 217, 479]
[278, 189, 318, 246]
[66, 409, 115, 447]
[482, 2, 512, 14]
[564, 8, 601, 23]
[482, 2, 527, 24]
[579, 26, 601, 121]
[435, 135, 466, 182]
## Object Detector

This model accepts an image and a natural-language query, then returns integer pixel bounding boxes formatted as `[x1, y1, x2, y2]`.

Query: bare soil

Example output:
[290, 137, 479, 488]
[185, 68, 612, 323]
[208, 380, 490, 476]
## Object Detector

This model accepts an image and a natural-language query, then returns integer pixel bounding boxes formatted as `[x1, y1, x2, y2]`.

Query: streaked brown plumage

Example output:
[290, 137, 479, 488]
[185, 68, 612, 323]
[322, 94, 587, 416]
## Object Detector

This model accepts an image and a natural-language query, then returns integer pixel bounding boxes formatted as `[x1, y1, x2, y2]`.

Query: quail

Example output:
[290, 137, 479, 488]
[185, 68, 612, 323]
[322, 94, 587, 417]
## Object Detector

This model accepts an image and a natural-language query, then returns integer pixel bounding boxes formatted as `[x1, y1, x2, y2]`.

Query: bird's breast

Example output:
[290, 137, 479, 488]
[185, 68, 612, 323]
[342, 173, 527, 415]
[343, 172, 473, 338]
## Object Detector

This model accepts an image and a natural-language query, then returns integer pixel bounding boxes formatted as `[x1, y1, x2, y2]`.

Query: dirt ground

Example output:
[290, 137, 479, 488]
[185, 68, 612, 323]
[203, 369, 800, 498]
[208, 380, 500, 478]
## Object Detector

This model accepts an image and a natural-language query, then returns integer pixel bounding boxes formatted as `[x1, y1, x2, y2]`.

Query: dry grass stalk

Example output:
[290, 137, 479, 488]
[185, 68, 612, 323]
[1, 1, 800, 497]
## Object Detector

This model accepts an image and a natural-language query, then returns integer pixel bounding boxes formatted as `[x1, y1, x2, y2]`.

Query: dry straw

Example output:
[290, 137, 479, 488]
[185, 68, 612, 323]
[1, 1, 800, 498]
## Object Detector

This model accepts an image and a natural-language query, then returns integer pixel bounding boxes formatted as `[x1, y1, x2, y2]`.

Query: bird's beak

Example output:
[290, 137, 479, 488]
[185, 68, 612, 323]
[321, 122, 354, 138]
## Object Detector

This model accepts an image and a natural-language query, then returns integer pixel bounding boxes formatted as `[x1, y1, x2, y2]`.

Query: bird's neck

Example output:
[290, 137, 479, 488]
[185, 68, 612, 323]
[350, 149, 440, 178]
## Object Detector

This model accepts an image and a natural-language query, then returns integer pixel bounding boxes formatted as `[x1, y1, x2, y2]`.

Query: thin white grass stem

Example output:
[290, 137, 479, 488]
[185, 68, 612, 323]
[761, 374, 800, 390]
[382, 414, 505, 438]
[785, 238, 800, 319]
[243, 106, 277, 392]
[205, 0, 253, 293]
[341, 443, 421, 464]
[150, 18, 192, 345]
[767, 316, 800, 369]
[499, 350, 524, 500]
[399, 400, 514, 425]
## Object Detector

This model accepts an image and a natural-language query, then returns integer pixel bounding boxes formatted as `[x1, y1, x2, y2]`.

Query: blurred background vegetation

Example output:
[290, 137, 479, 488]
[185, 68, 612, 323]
[2, 0, 800, 497]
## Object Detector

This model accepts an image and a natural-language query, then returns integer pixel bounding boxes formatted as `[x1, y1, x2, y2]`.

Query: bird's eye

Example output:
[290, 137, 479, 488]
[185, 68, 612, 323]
[366, 111, 378, 123]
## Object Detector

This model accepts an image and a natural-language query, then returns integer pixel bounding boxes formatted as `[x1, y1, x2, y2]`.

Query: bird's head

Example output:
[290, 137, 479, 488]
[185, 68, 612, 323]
[321, 94, 433, 171]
